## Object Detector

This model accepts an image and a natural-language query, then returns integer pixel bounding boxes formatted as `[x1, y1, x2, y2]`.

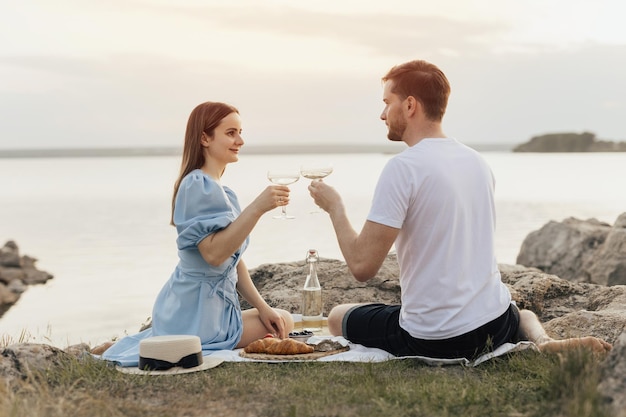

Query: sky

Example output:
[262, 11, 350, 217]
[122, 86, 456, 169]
[1, 0, 625, 150]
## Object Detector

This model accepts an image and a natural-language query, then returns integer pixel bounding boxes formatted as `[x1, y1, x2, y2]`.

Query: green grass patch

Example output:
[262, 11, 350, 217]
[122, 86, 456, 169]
[0, 349, 613, 417]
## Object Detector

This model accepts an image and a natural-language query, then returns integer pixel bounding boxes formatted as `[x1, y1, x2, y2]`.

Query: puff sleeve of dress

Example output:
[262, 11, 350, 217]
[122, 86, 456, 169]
[174, 170, 239, 250]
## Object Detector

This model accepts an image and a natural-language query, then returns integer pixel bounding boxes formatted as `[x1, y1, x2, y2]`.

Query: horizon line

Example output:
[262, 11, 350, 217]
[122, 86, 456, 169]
[0, 143, 514, 158]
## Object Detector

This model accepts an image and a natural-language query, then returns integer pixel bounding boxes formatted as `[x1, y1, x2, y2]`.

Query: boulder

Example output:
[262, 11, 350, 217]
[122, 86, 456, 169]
[0, 241, 53, 318]
[0, 285, 19, 316]
[516, 213, 626, 286]
[599, 331, 626, 417]
[243, 254, 401, 316]
[0, 241, 21, 267]
[0, 343, 80, 384]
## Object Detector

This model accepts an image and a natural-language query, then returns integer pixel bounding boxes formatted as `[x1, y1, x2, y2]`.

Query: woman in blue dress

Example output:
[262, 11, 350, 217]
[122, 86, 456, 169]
[100, 101, 295, 366]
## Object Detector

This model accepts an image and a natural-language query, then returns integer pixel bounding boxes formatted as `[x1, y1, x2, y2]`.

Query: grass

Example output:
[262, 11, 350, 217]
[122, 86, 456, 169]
[0, 346, 614, 417]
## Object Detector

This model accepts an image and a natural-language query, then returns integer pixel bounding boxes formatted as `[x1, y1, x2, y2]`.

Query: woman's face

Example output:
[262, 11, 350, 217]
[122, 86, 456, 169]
[204, 112, 244, 165]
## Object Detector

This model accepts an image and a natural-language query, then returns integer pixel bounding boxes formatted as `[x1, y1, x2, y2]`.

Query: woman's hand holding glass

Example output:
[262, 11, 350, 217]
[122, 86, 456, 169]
[267, 170, 300, 219]
[250, 185, 291, 215]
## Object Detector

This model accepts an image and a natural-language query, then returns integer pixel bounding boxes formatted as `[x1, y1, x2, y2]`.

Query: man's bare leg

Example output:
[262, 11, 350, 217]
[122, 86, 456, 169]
[327, 303, 366, 336]
[518, 309, 612, 355]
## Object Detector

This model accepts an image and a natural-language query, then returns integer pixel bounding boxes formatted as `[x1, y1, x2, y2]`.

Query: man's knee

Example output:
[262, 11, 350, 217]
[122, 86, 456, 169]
[327, 306, 345, 336]
[327, 304, 362, 336]
[518, 309, 539, 323]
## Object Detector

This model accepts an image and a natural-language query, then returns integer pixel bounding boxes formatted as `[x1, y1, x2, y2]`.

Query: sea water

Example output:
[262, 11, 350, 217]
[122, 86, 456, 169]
[1, 151, 625, 347]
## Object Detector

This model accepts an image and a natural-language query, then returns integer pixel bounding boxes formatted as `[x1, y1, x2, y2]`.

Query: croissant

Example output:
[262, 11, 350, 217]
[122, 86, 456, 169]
[266, 338, 315, 355]
[243, 337, 280, 353]
[243, 337, 314, 355]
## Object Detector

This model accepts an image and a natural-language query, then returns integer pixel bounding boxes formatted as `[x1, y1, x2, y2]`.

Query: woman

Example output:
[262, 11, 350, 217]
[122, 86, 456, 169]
[101, 102, 294, 366]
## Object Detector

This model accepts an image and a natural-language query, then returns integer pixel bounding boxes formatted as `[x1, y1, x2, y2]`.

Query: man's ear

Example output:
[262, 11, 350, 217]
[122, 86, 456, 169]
[405, 96, 418, 116]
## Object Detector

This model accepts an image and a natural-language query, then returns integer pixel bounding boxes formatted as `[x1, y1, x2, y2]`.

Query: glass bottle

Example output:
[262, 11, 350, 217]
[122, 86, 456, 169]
[302, 249, 323, 331]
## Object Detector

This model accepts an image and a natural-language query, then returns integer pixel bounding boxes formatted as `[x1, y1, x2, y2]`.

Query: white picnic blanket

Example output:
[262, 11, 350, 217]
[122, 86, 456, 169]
[206, 335, 538, 367]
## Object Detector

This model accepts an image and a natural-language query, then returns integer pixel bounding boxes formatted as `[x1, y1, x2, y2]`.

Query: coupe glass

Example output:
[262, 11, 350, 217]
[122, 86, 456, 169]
[267, 170, 300, 219]
[300, 163, 333, 213]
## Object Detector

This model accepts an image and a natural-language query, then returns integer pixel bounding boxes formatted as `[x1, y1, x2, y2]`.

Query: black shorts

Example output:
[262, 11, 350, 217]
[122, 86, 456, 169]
[342, 303, 520, 360]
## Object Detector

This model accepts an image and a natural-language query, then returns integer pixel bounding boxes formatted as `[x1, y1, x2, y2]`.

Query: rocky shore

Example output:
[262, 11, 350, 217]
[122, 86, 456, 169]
[2, 214, 626, 415]
[0, 241, 53, 318]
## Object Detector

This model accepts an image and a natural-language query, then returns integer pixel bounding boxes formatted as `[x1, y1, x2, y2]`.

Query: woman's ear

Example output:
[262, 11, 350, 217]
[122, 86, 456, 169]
[200, 132, 211, 147]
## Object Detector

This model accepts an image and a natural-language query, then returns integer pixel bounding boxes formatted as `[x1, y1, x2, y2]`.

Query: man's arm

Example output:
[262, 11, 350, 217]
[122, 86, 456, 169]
[309, 181, 399, 281]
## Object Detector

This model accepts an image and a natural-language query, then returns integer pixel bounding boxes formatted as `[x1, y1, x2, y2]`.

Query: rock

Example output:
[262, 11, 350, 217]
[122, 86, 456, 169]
[0, 283, 20, 316]
[242, 254, 401, 315]
[586, 214, 626, 286]
[22, 268, 54, 285]
[0, 241, 53, 318]
[64, 343, 92, 358]
[513, 131, 626, 152]
[7, 279, 27, 294]
[0, 343, 71, 384]
[599, 331, 626, 417]
[0, 241, 21, 267]
[0, 267, 26, 284]
[516, 214, 626, 286]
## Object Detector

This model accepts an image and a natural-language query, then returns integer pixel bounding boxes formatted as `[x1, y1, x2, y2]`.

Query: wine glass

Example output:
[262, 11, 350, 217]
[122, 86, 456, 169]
[267, 169, 300, 219]
[300, 162, 333, 213]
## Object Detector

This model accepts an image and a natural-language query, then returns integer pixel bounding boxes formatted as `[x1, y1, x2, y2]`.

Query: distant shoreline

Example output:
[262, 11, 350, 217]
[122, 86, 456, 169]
[0, 143, 513, 158]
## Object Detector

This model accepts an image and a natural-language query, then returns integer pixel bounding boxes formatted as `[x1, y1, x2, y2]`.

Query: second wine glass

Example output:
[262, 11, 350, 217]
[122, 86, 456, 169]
[267, 169, 300, 219]
[300, 163, 333, 213]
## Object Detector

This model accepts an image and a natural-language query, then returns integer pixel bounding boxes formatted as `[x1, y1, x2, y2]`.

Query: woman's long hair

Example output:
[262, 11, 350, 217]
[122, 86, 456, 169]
[170, 101, 239, 225]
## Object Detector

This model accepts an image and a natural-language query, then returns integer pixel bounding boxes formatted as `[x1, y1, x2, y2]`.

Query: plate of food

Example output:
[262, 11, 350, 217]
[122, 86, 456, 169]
[239, 334, 349, 361]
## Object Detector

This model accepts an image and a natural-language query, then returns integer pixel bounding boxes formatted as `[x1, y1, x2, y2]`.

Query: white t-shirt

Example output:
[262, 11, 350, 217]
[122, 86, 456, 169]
[367, 138, 511, 339]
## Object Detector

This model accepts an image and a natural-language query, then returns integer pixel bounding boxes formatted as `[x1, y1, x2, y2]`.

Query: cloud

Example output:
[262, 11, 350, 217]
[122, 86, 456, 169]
[1, 1, 625, 149]
[182, 5, 509, 56]
[136, 2, 510, 60]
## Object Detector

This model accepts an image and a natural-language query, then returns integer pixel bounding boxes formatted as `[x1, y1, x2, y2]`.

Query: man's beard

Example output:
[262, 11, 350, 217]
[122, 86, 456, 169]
[386, 116, 407, 142]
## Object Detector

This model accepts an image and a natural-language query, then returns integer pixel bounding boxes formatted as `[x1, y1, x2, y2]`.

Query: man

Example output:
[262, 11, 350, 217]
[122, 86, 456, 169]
[308, 59, 611, 359]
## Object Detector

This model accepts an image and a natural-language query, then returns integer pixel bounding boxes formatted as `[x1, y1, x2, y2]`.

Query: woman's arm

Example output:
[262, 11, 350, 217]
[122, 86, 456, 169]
[235, 260, 288, 338]
[198, 185, 288, 266]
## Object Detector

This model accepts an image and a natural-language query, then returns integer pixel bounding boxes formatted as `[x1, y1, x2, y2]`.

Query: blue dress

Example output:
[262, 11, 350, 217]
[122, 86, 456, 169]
[102, 169, 249, 367]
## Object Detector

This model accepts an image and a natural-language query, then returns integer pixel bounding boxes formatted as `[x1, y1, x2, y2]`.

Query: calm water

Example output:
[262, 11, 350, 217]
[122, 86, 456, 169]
[1, 151, 625, 347]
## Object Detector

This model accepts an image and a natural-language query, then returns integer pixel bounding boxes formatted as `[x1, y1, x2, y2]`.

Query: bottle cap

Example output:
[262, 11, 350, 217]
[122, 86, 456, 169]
[306, 249, 319, 262]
